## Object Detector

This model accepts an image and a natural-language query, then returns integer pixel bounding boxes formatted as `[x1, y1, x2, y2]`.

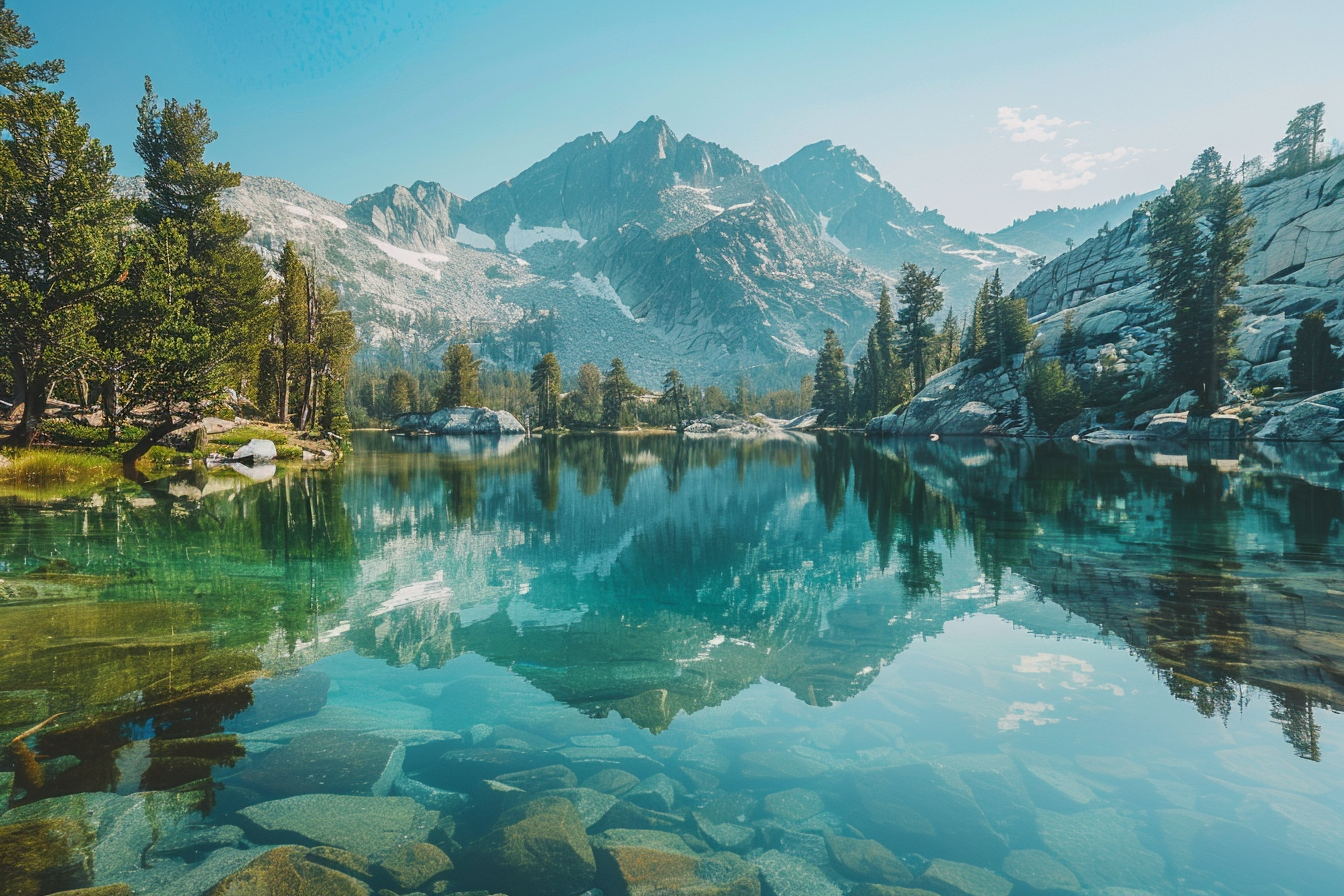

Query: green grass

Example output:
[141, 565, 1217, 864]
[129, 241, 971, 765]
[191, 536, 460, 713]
[209, 425, 290, 448]
[0, 449, 121, 499]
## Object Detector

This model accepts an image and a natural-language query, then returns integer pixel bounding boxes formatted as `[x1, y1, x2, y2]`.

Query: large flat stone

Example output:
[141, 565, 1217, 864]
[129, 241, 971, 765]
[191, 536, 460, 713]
[239, 795, 436, 856]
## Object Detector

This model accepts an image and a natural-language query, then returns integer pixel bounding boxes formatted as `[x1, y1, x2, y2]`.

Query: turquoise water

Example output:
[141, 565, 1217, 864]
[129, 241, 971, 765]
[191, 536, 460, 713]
[1, 432, 1342, 895]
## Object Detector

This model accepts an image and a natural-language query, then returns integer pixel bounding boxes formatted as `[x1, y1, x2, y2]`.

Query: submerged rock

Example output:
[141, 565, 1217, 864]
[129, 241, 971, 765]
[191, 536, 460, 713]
[1037, 808, 1166, 892]
[0, 818, 95, 896]
[495, 764, 579, 793]
[373, 841, 453, 890]
[203, 845, 371, 896]
[592, 829, 759, 896]
[753, 848, 840, 896]
[1001, 849, 1081, 894]
[234, 730, 403, 798]
[239, 794, 437, 856]
[853, 765, 1008, 864]
[826, 835, 913, 885]
[916, 859, 1011, 896]
[459, 796, 595, 896]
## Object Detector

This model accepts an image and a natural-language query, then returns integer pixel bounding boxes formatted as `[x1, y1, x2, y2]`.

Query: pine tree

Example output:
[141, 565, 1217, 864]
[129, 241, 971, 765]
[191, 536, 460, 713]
[601, 358, 639, 427]
[813, 328, 850, 425]
[0, 85, 128, 445]
[934, 310, 962, 373]
[1274, 103, 1326, 175]
[272, 241, 306, 424]
[659, 368, 690, 428]
[438, 343, 482, 408]
[895, 264, 945, 393]
[564, 362, 603, 427]
[872, 284, 900, 407]
[1148, 152, 1253, 408]
[973, 270, 1033, 369]
[530, 352, 562, 429]
[384, 370, 418, 418]
[1289, 312, 1343, 394]
[118, 79, 271, 465]
[1057, 310, 1080, 358]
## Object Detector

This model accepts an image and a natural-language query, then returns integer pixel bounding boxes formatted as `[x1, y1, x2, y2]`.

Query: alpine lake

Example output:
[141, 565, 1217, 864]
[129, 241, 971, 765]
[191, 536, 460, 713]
[2, 431, 1343, 896]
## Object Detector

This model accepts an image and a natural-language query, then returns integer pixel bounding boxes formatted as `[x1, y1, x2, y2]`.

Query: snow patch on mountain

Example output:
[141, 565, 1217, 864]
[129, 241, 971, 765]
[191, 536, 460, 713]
[573, 272, 639, 322]
[454, 224, 497, 251]
[284, 204, 312, 218]
[504, 215, 587, 252]
[369, 236, 449, 279]
[817, 214, 850, 254]
[320, 214, 348, 230]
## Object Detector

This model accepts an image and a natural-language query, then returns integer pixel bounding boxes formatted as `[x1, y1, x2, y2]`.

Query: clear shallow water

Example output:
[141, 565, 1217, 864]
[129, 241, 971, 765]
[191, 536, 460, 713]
[1, 432, 1343, 895]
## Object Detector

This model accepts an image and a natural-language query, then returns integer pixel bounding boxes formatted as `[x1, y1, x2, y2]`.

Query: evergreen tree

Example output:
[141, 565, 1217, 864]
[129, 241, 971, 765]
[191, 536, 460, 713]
[733, 373, 755, 417]
[0, 85, 128, 445]
[1289, 311, 1343, 394]
[872, 284, 901, 407]
[895, 264, 945, 392]
[1148, 151, 1253, 408]
[972, 270, 1033, 369]
[1024, 357, 1085, 431]
[271, 241, 306, 424]
[659, 368, 690, 429]
[530, 352, 562, 429]
[437, 343, 482, 408]
[600, 358, 639, 427]
[384, 370, 418, 418]
[813, 328, 850, 425]
[563, 362, 603, 427]
[1057, 310, 1080, 358]
[117, 79, 271, 464]
[1274, 103, 1326, 175]
[934, 310, 962, 372]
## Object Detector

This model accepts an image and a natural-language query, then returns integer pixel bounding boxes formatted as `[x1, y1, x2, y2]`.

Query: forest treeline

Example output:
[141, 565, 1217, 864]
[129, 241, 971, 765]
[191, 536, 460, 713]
[0, 7, 356, 464]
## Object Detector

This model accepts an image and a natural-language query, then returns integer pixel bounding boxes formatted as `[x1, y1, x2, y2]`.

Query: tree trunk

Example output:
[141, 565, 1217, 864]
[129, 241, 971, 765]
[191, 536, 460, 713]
[101, 374, 121, 440]
[10, 372, 50, 447]
[6, 351, 26, 421]
[121, 415, 187, 469]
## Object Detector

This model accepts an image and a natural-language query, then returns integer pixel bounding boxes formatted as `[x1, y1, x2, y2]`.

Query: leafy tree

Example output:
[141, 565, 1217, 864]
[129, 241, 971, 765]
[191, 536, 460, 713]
[383, 370, 418, 418]
[1024, 357, 1085, 431]
[600, 358, 640, 427]
[530, 352, 561, 429]
[1288, 311, 1343, 394]
[1274, 103, 1326, 175]
[270, 241, 306, 423]
[117, 79, 271, 464]
[660, 368, 690, 429]
[895, 264, 945, 393]
[1148, 150, 1253, 408]
[972, 270, 1033, 369]
[813, 328, 850, 425]
[437, 343, 482, 408]
[562, 362, 603, 427]
[0, 83, 128, 445]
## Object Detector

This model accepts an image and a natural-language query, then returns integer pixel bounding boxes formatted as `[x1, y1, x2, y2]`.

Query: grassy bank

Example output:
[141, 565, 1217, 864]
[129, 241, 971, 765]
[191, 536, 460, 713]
[0, 448, 122, 500]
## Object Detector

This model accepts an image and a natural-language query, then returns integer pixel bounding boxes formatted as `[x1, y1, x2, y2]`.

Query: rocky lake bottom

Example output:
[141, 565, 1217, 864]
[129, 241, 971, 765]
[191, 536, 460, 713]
[1, 432, 1342, 896]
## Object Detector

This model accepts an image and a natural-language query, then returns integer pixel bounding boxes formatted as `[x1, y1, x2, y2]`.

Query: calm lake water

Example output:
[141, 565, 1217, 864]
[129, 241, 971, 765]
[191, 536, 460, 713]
[2, 431, 1343, 896]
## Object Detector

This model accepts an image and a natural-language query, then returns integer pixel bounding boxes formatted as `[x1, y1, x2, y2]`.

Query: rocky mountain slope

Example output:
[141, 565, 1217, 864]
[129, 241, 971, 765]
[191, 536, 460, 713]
[988, 190, 1161, 261]
[763, 140, 1037, 309]
[193, 118, 1127, 387]
[1020, 156, 1344, 393]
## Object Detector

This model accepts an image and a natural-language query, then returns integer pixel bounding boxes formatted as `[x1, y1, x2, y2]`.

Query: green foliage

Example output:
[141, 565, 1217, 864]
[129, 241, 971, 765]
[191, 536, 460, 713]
[1057, 310, 1081, 357]
[971, 270, 1033, 369]
[1273, 103, 1326, 176]
[1147, 150, 1253, 408]
[659, 369, 691, 428]
[1288, 311, 1343, 395]
[437, 343, 482, 408]
[895, 264, 945, 393]
[209, 425, 289, 447]
[530, 352, 562, 429]
[561, 362, 603, 427]
[813, 328, 850, 425]
[0, 449, 118, 487]
[384, 370, 418, 418]
[600, 358, 640, 427]
[1025, 357, 1085, 431]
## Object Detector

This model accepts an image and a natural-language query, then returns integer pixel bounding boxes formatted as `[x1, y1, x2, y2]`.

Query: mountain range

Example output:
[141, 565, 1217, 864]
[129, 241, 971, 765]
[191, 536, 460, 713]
[205, 116, 1158, 386]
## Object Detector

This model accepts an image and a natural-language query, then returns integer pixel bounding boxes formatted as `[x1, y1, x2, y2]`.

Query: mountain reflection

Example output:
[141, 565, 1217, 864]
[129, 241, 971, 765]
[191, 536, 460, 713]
[346, 433, 1344, 754]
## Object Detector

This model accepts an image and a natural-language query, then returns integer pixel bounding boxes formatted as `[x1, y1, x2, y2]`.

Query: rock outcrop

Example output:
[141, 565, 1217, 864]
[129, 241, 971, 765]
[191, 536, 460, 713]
[866, 359, 1042, 438]
[1254, 389, 1344, 442]
[392, 406, 525, 435]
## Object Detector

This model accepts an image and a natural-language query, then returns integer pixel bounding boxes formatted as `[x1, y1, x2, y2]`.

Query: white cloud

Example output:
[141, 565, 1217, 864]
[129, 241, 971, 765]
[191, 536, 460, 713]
[1012, 146, 1142, 191]
[998, 106, 1064, 143]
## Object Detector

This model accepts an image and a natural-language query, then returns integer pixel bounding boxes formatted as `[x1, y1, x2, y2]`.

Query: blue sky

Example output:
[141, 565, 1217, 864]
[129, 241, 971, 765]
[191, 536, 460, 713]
[20, 0, 1344, 231]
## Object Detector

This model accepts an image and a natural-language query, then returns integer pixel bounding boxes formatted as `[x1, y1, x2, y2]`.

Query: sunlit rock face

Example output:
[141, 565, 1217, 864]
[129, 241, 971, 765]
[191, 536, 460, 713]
[1018, 159, 1344, 392]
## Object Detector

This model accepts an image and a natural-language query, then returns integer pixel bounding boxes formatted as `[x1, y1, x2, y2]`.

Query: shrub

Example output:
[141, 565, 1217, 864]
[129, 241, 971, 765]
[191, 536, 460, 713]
[1025, 358, 1085, 431]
